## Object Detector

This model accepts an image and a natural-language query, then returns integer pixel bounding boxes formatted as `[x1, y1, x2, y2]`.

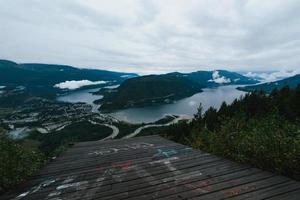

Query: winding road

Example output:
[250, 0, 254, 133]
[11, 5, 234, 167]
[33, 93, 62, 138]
[88, 120, 120, 140]
[101, 124, 119, 140]
[123, 115, 190, 139]
[89, 115, 190, 141]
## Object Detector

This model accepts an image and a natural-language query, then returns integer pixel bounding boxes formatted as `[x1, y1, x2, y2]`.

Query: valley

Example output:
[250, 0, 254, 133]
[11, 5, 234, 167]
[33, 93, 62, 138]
[2, 1, 300, 197]
[96, 70, 257, 111]
[1, 59, 297, 145]
[1, 59, 300, 192]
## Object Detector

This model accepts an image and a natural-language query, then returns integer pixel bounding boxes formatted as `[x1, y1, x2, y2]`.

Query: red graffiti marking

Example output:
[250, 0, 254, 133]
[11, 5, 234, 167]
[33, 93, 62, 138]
[112, 161, 132, 170]
[225, 188, 242, 197]
[96, 166, 104, 172]
[185, 181, 211, 194]
[195, 180, 212, 192]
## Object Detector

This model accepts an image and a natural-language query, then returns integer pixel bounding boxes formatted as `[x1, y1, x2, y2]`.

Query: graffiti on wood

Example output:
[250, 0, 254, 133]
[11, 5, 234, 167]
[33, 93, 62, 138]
[153, 148, 177, 158]
[88, 143, 154, 156]
[15, 179, 56, 199]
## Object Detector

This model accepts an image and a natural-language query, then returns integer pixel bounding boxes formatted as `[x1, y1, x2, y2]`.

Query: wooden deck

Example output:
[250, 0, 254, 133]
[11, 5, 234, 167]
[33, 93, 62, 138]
[2, 135, 300, 200]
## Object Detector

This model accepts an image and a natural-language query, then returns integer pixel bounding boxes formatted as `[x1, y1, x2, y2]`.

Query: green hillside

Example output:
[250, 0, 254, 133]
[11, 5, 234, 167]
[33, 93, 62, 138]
[99, 74, 203, 110]
[0, 60, 137, 86]
[0, 59, 137, 100]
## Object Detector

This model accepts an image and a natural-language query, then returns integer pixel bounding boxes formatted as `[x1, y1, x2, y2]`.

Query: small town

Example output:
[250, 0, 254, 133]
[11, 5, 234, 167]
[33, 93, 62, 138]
[0, 97, 119, 140]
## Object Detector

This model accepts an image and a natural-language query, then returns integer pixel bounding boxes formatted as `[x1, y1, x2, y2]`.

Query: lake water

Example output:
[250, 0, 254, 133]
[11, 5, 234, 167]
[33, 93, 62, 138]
[56, 85, 247, 123]
[110, 85, 247, 123]
[56, 88, 103, 113]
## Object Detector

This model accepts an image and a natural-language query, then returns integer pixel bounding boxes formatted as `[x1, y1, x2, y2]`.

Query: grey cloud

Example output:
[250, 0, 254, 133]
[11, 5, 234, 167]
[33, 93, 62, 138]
[0, 0, 300, 74]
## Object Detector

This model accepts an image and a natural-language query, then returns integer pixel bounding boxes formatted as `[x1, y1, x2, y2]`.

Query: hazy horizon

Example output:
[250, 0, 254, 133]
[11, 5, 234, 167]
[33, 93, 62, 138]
[1, 0, 300, 74]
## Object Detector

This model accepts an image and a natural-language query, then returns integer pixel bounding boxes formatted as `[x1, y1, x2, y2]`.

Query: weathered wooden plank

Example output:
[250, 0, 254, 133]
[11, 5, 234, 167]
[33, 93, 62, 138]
[98, 164, 252, 200]
[159, 172, 274, 200]
[267, 189, 300, 200]
[30, 147, 210, 184]
[29, 158, 225, 200]
[14, 154, 223, 199]
[51, 137, 176, 161]
[12, 159, 245, 200]
[191, 176, 289, 199]
[34, 143, 185, 175]
[223, 179, 300, 199]
[1, 135, 299, 200]
[128, 168, 266, 200]
[1, 138, 211, 199]
[72, 135, 164, 148]
[11, 148, 211, 197]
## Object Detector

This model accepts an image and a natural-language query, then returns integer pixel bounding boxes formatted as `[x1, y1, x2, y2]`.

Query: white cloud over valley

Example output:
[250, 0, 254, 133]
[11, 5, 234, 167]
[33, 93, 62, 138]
[209, 71, 231, 84]
[0, 0, 300, 74]
[54, 80, 107, 90]
[245, 69, 300, 82]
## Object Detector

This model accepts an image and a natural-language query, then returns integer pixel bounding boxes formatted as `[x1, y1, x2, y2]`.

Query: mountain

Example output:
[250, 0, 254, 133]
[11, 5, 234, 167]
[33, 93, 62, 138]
[239, 74, 300, 93]
[173, 70, 259, 87]
[98, 70, 257, 111]
[98, 74, 203, 111]
[0, 60, 137, 86]
[0, 59, 137, 98]
[0, 59, 257, 107]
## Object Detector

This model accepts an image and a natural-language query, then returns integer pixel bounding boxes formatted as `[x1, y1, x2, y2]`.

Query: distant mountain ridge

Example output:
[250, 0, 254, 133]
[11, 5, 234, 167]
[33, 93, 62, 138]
[168, 70, 258, 87]
[0, 59, 138, 98]
[239, 74, 300, 93]
[0, 59, 137, 86]
[0, 59, 259, 108]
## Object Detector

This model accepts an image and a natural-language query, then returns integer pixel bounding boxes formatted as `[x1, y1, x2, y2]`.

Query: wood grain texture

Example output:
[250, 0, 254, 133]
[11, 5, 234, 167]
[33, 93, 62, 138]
[2, 135, 299, 200]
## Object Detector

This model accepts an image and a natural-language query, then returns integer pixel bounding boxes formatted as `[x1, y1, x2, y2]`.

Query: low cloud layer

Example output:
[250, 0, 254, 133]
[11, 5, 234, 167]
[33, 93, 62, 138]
[209, 71, 231, 84]
[54, 80, 107, 90]
[0, 0, 300, 74]
[245, 69, 300, 82]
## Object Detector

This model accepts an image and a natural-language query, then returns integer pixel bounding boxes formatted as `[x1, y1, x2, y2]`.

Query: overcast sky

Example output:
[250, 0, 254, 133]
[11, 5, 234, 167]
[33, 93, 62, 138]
[0, 0, 300, 74]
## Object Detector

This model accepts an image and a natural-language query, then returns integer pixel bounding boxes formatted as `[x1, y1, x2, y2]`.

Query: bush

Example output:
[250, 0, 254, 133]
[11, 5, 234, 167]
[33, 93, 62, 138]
[188, 114, 300, 179]
[0, 130, 45, 192]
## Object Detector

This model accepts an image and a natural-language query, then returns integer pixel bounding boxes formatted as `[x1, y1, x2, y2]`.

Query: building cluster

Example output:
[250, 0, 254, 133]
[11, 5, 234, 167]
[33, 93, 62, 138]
[0, 99, 118, 139]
